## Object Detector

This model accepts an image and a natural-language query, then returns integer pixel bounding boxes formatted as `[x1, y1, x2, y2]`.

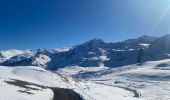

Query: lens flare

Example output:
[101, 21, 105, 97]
[151, 1, 170, 34]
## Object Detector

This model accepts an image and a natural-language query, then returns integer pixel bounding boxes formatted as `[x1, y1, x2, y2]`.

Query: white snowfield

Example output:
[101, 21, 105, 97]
[58, 59, 170, 100]
[1, 59, 170, 100]
[32, 54, 51, 68]
[0, 66, 144, 100]
[0, 49, 34, 62]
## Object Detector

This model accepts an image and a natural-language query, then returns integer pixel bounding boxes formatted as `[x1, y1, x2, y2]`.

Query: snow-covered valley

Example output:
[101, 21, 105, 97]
[2, 0, 170, 99]
[0, 65, 143, 100]
[1, 59, 170, 100]
[1, 35, 170, 100]
[58, 59, 170, 100]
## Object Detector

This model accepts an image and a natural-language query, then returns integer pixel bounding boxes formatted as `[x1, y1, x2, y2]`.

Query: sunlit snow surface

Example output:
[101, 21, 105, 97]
[1, 59, 170, 100]
[58, 59, 170, 100]
[0, 65, 143, 100]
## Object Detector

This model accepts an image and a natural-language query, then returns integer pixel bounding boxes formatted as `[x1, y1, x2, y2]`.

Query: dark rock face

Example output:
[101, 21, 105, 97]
[47, 35, 160, 69]
[51, 88, 83, 100]
[2, 35, 170, 70]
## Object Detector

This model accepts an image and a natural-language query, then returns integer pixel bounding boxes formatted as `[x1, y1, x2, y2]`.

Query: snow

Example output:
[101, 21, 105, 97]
[99, 49, 109, 61]
[0, 78, 53, 100]
[59, 59, 170, 100]
[2, 35, 170, 99]
[77, 81, 144, 100]
[112, 49, 125, 51]
[37, 47, 71, 54]
[88, 52, 96, 55]
[32, 54, 51, 67]
[0, 70, 54, 100]
[99, 55, 110, 61]
[128, 49, 136, 51]
[0, 66, 74, 100]
[0, 65, 146, 100]
[87, 55, 109, 61]
[0, 50, 33, 58]
[1, 59, 170, 99]
[58, 66, 109, 76]
[139, 43, 150, 48]
[53, 47, 71, 52]
[0, 50, 34, 62]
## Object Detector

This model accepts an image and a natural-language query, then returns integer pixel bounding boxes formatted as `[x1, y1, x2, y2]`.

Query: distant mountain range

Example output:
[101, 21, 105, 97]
[1, 34, 170, 70]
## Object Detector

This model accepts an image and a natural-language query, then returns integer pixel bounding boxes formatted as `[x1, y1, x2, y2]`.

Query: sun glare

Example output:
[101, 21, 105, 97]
[150, 1, 170, 33]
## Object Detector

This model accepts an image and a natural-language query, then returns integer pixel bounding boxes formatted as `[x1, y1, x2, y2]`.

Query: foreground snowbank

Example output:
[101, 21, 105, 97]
[0, 66, 145, 100]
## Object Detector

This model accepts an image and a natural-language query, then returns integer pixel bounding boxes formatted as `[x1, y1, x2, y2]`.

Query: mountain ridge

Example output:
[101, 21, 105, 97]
[1, 34, 170, 70]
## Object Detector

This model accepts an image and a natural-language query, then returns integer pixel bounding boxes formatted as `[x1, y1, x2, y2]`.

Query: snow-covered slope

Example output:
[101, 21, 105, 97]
[0, 50, 34, 62]
[2, 34, 170, 70]
[1, 59, 170, 100]
[0, 65, 146, 100]
[58, 59, 170, 100]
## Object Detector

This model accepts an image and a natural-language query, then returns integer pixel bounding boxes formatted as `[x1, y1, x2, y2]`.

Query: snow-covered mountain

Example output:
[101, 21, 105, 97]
[1, 34, 170, 100]
[58, 59, 170, 100]
[1, 59, 170, 100]
[1, 34, 170, 70]
[0, 35, 170, 70]
[0, 65, 146, 100]
[0, 49, 34, 62]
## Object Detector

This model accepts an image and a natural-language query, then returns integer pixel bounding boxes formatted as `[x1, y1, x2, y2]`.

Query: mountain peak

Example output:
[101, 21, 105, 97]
[88, 38, 104, 43]
[138, 34, 156, 39]
[123, 35, 157, 44]
[139, 34, 150, 38]
[161, 34, 170, 38]
[73, 38, 105, 50]
[139, 35, 158, 42]
[82, 38, 105, 46]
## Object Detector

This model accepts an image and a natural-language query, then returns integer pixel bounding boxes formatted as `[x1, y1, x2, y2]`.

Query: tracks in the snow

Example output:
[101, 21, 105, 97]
[94, 82, 141, 98]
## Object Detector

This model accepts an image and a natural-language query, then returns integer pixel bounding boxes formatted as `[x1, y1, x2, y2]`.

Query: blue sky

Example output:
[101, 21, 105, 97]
[0, 0, 170, 49]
